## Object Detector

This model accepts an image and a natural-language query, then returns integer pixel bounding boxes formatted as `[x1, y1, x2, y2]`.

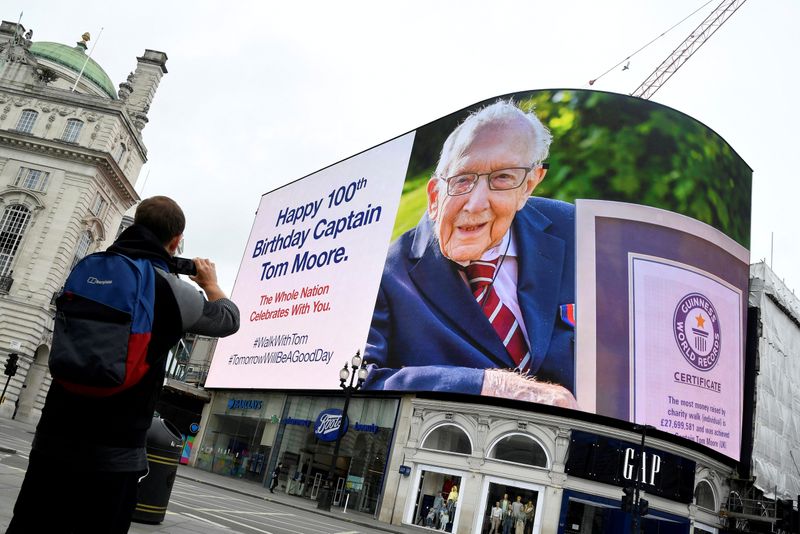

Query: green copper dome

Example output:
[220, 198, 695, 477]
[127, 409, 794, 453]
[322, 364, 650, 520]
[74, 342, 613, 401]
[29, 41, 117, 99]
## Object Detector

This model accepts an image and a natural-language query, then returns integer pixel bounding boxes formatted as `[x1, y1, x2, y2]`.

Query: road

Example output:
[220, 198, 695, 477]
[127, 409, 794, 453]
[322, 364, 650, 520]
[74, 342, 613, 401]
[0, 419, 392, 534]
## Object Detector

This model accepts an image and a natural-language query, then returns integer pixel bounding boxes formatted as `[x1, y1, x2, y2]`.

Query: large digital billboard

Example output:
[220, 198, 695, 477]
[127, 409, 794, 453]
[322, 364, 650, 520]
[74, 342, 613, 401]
[206, 89, 751, 460]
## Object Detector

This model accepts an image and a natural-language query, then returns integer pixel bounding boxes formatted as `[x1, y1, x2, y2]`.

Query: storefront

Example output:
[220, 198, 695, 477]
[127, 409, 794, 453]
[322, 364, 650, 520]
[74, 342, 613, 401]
[271, 394, 398, 514]
[195, 392, 286, 482]
[193, 391, 399, 514]
[379, 398, 728, 534]
[384, 398, 558, 533]
[562, 430, 698, 534]
[558, 491, 690, 534]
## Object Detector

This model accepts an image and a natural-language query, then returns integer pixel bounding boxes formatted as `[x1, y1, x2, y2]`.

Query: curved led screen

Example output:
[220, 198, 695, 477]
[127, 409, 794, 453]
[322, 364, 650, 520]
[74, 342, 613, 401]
[207, 89, 751, 461]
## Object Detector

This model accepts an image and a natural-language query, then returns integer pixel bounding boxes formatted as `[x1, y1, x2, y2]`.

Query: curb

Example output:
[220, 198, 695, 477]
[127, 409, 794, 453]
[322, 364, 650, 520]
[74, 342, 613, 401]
[175, 472, 405, 534]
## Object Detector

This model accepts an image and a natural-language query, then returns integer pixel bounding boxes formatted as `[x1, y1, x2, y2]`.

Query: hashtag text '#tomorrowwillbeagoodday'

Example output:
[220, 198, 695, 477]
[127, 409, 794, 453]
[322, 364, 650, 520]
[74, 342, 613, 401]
[227, 348, 334, 366]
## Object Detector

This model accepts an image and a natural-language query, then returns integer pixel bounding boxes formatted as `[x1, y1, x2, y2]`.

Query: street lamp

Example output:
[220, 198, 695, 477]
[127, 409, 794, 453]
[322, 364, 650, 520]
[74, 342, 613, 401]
[620, 425, 652, 534]
[317, 351, 368, 511]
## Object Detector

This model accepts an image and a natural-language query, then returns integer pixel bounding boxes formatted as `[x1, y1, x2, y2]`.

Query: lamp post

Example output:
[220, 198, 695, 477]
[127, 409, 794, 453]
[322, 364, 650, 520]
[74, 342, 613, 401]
[630, 425, 651, 534]
[317, 351, 368, 511]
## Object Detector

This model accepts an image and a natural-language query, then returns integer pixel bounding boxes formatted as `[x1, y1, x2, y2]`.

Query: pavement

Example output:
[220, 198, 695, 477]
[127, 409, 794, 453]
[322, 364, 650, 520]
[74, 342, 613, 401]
[0, 416, 421, 534]
[171, 463, 421, 534]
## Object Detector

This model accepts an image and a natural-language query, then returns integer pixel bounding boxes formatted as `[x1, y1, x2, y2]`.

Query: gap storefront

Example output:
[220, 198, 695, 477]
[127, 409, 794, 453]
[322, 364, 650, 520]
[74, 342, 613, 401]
[378, 398, 727, 534]
[193, 391, 399, 514]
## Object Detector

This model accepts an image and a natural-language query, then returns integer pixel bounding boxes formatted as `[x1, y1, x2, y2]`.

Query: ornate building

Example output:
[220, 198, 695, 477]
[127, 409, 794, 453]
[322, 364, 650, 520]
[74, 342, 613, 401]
[0, 20, 167, 422]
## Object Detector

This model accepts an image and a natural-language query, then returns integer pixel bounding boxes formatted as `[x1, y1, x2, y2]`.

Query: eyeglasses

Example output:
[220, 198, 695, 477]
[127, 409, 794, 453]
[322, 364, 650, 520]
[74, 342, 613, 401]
[440, 166, 537, 196]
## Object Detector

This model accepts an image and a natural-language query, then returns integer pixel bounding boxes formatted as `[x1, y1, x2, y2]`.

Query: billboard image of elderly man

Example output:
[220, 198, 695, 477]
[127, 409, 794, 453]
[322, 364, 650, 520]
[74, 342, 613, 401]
[363, 101, 577, 408]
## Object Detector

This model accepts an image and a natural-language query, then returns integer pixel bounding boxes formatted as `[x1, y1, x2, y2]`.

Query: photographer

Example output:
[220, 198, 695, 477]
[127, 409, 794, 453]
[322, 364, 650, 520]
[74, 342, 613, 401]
[8, 196, 240, 534]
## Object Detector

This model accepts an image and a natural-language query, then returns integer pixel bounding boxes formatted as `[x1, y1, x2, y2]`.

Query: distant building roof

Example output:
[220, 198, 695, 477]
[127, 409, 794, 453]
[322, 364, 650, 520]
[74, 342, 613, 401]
[29, 41, 116, 99]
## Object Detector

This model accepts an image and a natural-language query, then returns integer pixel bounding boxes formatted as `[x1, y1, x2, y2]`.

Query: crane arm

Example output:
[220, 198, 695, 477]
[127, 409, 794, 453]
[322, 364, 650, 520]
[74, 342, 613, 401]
[632, 0, 748, 100]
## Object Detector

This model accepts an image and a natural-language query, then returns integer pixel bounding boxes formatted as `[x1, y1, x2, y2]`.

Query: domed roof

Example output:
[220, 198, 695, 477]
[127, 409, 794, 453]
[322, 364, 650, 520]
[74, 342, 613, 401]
[29, 41, 117, 99]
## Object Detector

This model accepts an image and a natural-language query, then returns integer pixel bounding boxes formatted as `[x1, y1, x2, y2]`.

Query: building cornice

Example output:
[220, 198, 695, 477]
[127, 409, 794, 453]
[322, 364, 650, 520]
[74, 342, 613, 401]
[410, 397, 734, 474]
[0, 81, 149, 159]
[0, 129, 140, 205]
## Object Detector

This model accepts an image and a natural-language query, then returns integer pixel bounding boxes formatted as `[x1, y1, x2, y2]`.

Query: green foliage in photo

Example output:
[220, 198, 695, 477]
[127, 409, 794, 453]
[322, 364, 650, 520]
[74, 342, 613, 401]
[392, 90, 751, 247]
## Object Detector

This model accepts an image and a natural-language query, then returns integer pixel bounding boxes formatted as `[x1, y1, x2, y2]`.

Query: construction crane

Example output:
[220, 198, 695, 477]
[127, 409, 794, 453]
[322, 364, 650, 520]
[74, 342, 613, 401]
[632, 0, 748, 100]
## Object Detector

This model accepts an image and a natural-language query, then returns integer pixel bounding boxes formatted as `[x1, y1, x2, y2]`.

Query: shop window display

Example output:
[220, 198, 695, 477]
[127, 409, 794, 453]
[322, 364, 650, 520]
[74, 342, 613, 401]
[271, 395, 398, 514]
[412, 470, 462, 532]
[196, 393, 284, 484]
[196, 414, 271, 481]
[479, 483, 538, 534]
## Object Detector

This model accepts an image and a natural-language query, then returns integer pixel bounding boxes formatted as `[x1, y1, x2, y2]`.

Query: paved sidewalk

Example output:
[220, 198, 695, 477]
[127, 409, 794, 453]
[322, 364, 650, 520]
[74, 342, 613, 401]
[0, 415, 423, 534]
[174, 464, 421, 534]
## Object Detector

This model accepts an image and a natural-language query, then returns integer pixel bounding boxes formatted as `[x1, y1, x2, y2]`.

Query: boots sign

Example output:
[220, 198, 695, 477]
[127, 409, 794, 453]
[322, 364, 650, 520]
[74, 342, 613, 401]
[314, 408, 349, 442]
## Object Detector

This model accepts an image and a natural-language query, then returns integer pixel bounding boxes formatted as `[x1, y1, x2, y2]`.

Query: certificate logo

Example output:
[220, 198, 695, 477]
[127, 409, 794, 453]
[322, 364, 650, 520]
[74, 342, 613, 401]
[673, 293, 721, 371]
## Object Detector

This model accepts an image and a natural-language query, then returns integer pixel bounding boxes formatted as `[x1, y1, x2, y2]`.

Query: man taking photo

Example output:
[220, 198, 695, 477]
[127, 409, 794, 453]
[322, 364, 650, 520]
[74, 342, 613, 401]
[8, 195, 240, 533]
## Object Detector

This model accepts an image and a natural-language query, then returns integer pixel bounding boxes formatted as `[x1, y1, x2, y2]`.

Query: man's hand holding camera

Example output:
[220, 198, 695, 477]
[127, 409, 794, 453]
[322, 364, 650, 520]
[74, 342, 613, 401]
[190, 257, 226, 301]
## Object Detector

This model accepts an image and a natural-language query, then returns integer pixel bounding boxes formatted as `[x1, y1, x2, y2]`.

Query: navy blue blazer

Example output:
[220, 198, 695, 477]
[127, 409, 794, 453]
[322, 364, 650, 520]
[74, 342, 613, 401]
[363, 197, 576, 395]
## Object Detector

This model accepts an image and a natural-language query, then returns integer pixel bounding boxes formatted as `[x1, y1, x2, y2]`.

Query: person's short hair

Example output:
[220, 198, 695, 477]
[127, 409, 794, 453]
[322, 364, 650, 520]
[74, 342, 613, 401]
[434, 100, 552, 181]
[134, 196, 185, 245]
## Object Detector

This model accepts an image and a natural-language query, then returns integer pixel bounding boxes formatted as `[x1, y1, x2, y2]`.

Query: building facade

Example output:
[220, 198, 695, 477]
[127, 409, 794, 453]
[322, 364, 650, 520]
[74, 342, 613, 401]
[187, 262, 800, 533]
[0, 19, 167, 422]
[188, 386, 730, 534]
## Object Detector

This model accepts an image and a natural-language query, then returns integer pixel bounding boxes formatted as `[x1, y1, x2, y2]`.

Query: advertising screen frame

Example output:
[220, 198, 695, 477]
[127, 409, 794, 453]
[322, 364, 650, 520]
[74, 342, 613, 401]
[206, 88, 752, 462]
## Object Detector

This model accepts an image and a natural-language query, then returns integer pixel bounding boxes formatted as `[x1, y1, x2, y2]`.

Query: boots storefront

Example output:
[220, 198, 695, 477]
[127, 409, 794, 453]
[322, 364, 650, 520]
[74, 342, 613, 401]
[192, 391, 399, 514]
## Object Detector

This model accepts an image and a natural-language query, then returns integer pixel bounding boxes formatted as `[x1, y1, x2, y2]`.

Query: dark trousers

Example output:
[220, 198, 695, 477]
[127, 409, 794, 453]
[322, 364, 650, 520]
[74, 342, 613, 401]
[7, 450, 143, 534]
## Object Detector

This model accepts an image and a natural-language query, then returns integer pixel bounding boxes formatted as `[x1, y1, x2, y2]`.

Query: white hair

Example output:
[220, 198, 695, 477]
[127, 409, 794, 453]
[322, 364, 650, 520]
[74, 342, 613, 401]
[433, 100, 552, 181]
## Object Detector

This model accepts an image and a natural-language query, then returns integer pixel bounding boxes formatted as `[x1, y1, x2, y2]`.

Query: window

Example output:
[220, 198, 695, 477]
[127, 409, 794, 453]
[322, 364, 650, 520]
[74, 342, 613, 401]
[14, 167, 50, 192]
[694, 480, 716, 511]
[0, 205, 32, 276]
[488, 434, 548, 467]
[114, 143, 127, 163]
[89, 195, 107, 217]
[70, 231, 93, 270]
[421, 424, 472, 455]
[61, 119, 83, 143]
[15, 109, 38, 134]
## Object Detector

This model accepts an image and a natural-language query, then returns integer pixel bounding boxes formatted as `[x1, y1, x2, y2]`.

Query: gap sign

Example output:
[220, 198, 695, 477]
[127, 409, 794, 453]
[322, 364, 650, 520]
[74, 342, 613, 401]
[314, 408, 349, 442]
[565, 430, 696, 503]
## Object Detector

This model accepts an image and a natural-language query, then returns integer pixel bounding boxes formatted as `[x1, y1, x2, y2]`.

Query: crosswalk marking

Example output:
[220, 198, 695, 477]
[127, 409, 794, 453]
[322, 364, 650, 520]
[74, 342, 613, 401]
[181, 512, 232, 529]
[188, 509, 294, 516]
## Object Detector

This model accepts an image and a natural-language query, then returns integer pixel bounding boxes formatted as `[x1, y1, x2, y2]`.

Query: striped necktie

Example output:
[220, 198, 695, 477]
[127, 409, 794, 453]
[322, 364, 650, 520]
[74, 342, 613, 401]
[465, 259, 530, 372]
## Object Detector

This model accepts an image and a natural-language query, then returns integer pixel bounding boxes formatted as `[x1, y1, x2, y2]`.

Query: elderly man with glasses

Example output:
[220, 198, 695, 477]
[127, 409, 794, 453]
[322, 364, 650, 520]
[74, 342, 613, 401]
[363, 101, 577, 407]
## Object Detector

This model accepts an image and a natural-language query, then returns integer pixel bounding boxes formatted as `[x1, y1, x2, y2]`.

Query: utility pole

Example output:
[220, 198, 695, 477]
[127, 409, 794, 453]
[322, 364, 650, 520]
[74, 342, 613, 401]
[631, 425, 650, 534]
[621, 425, 651, 534]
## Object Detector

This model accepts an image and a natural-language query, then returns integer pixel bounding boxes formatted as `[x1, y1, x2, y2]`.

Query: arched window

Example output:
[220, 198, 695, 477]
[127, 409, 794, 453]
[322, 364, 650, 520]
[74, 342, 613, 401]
[15, 109, 38, 133]
[694, 480, 716, 511]
[421, 424, 472, 455]
[70, 231, 93, 270]
[0, 205, 32, 275]
[62, 119, 84, 143]
[488, 433, 548, 467]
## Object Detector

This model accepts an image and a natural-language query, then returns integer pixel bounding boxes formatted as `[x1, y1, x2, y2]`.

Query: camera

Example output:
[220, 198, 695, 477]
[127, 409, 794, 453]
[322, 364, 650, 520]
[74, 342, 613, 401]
[172, 257, 197, 276]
